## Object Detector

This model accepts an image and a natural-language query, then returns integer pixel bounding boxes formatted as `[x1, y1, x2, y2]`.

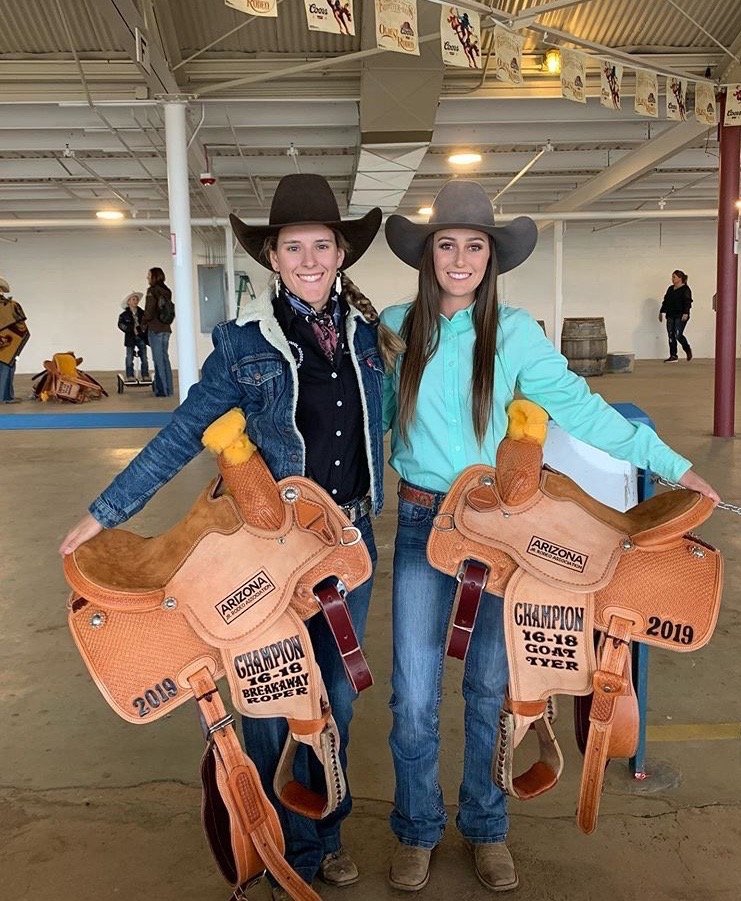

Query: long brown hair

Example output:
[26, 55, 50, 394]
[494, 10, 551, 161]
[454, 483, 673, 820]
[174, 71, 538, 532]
[397, 235, 499, 445]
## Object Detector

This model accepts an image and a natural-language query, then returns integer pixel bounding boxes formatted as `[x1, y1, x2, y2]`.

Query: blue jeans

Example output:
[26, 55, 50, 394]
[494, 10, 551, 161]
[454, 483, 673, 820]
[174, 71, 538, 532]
[389, 492, 509, 848]
[125, 338, 150, 379]
[148, 331, 173, 396]
[0, 360, 15, 401]
[241, 514, 377, 883]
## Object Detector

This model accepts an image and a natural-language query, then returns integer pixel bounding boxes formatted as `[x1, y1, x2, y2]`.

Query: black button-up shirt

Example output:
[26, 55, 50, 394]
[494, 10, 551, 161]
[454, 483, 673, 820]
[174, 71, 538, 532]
[272, 293, 369, 506]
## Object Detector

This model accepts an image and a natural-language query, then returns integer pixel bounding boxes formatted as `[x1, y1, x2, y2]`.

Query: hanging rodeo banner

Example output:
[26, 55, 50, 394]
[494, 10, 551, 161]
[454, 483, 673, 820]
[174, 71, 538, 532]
[441, 6, 481, 69]
[634, 70, 658, 118]
[600, 60, 623, 110]
[561, 49, 587, 103]
[225, 0, 278, 16]
[375, 0, 420, 56]
[494, 25, 524, 84]
[723, 84, 741, 126]
[666, 77, 688, 121]
[694, 81, 717, 126]
[304, 0, 355, 35]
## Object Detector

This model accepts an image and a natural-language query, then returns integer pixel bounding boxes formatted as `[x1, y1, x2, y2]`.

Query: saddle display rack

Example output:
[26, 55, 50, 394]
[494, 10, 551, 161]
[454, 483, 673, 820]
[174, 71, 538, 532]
[427, 399, 723, 834]
[63, 409, 374, 901]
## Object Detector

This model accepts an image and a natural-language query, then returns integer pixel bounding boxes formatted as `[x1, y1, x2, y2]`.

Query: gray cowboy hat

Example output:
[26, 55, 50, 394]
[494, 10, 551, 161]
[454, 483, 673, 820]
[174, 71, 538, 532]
[385, 180, 537, 273]
[230, 174, 382, 270]
[0, 276, 10, 293]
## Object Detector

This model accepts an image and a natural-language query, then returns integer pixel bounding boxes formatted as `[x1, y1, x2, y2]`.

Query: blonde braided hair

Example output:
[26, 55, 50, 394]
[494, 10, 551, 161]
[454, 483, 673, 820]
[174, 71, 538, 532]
[341, 272, 406, 372]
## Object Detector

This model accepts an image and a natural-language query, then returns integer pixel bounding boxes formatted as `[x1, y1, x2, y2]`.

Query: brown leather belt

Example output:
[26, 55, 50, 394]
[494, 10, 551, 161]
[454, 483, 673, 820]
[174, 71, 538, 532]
[397, 480, 445, 510]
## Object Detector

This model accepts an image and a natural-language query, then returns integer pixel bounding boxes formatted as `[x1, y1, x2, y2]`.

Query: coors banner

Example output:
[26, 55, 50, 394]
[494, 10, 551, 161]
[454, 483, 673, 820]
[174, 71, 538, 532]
[666, 77, 688, 121]
[600, 60, 623, 110]
[375, 0, 419, 56]
[723, 84, 741, 126]
[494, 25, 524, 84]
[441, 6, 481, 70]
[635, 70, 658, 118]
[694, 82, 717, 126]
[560, 49, 587, 103]
[225, 0, 278, 16]
[304, 0, 355, 36]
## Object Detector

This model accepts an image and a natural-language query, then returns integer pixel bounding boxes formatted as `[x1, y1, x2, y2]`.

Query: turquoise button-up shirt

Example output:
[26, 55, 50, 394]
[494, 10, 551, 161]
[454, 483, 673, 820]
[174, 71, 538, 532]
[380, 301, 691, 493]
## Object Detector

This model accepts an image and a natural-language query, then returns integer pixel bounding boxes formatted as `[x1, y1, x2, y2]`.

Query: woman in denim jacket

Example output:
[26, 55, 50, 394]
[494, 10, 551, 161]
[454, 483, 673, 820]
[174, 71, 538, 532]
[60, 174, 400, 899]
[379, 180, 719, 895]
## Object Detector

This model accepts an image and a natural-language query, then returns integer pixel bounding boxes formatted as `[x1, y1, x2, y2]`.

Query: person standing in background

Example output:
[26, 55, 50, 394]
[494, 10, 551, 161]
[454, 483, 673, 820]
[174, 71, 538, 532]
[118, 291, 150, 380]
[0, 276, 30, 403]
[143, 266, 174, 396]
[659, 269, 693, 362]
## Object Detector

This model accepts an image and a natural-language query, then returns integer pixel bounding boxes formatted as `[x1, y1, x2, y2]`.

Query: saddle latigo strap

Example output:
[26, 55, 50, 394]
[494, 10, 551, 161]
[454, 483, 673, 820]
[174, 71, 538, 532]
[447, 559, 489, 661]
[313, 577, 373, 693]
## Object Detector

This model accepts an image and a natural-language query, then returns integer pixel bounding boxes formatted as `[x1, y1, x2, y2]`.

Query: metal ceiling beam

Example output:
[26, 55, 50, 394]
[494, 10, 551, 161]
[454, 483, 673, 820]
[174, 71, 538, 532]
[539, 120, 714, 222]
[97, 0, 231, 216]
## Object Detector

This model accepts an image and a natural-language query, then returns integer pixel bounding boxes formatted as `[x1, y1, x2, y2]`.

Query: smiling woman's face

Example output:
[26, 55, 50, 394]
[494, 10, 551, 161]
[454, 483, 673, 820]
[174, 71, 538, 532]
[270, 224, 345, 310]
[432, 228, 490, 306]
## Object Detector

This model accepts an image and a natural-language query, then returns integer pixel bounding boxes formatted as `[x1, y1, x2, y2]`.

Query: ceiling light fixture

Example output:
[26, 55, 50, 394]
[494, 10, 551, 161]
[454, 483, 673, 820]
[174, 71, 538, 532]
[96, 210, 125, 220]
[448, 152, 482, 166]
[418, 206, 433, 216]
[543, 49, 561, 75]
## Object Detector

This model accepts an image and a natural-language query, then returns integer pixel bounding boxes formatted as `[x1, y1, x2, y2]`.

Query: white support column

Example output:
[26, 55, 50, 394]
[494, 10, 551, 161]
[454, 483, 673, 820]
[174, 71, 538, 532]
[552, 220, 564, 350]
[225, 228, 237, 320]
[163, 100, 199, 401]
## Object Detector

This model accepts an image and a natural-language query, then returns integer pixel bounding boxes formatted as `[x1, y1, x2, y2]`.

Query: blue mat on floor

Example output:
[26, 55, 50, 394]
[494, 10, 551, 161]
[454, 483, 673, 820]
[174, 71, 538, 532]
[0, 412, 173, 430]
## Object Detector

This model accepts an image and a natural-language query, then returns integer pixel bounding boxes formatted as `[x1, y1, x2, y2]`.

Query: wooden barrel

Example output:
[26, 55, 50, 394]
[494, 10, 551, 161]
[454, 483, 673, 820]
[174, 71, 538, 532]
[561, 317, 607, 376]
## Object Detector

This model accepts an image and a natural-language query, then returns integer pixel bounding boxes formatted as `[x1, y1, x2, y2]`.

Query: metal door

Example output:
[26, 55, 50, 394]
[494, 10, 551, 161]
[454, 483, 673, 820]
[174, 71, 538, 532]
[197, 264, 227, 333]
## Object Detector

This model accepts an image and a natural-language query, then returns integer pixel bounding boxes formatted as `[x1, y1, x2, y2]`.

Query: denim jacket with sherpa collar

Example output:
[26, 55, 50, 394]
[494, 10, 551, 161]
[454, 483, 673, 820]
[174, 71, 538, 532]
[90, 287, 385, 529]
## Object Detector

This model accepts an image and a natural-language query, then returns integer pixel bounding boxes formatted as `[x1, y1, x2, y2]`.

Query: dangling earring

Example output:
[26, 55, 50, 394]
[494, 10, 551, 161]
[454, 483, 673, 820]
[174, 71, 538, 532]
[335, 270, 342, 295]
[273, 272, 281, 299]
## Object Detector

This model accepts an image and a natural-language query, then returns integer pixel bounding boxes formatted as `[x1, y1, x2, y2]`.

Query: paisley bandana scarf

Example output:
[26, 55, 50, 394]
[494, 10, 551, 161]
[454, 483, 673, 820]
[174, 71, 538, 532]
[283, 283, 342, 362]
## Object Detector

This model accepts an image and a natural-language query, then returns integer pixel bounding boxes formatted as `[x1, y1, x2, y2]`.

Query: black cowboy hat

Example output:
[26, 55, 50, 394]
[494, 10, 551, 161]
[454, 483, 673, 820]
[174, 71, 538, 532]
[230, 174, 382, 270]
[385, 180, 537, 273]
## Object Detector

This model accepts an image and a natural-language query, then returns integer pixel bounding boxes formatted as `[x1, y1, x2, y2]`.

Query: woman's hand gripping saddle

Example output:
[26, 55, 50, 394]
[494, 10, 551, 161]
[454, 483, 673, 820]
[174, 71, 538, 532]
[427, 400, 723, 834]
[64, 409, 373, 901]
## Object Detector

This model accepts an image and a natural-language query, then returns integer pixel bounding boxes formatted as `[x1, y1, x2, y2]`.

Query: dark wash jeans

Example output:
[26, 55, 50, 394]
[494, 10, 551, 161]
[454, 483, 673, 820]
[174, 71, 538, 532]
[124, 337, 150, 378]
[666, 316, 691, 357]
[241, 514, 377, 884]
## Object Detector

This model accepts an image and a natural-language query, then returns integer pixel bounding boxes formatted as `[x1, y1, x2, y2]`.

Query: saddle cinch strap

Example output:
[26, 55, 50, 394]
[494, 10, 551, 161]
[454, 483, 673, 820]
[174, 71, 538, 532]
[427, 399, 723, 833]
[64, 409, 374, 899]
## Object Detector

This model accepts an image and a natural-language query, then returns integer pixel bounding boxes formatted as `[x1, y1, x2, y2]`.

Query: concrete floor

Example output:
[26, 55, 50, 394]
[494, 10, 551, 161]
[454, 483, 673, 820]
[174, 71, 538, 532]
[2, 360, 740, 901]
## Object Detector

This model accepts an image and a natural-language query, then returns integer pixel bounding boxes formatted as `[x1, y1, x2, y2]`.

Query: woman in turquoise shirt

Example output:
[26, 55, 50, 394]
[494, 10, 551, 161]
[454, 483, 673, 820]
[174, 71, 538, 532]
[379, 180, 718, 894]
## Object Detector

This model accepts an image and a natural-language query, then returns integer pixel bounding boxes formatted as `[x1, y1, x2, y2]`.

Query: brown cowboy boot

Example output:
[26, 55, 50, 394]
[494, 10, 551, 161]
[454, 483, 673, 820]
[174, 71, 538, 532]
[471, 842, 519, 892]
[319, 848, 359, 886]
[388, 842, 432, 892]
